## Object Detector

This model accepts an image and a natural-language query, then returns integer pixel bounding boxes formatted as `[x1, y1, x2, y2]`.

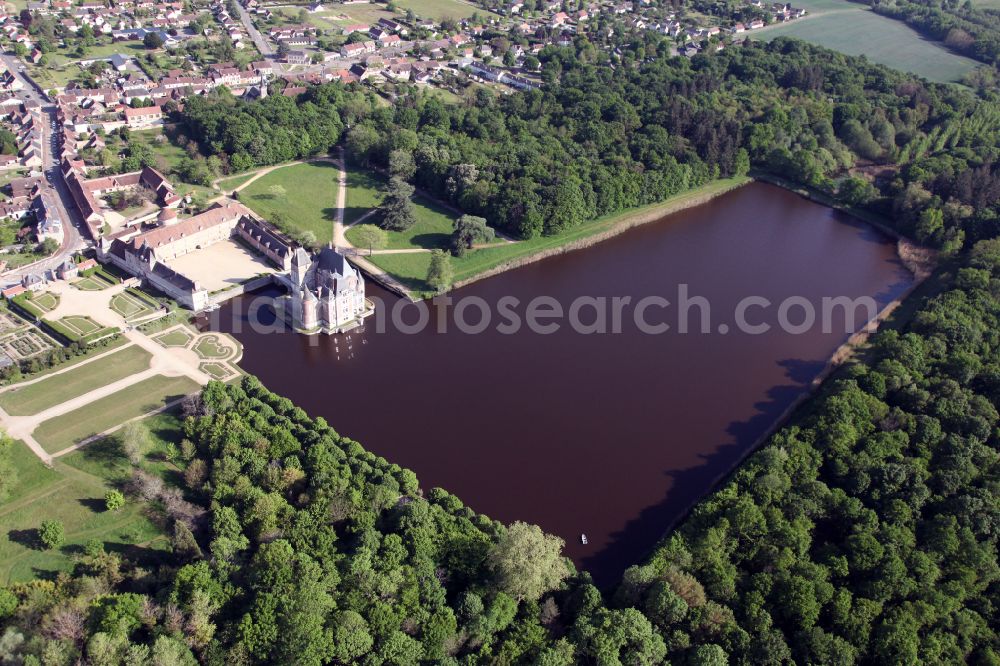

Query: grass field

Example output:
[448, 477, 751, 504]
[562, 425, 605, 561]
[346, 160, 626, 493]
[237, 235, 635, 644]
[216, 172, 259, 192]
[317, 4, 393, 27]
[200, 362, 233, 380]
[29, 41, 145, 90]
[0, 414, 182, 583]
[750, 0, 979, 83]
[128, 129, 214, 200]
[240, 161, 340, 244]
[344, 166, 383, 225]
[154, 328, 193, 348]
[393, 0, 487, 20]
[347, 194, 458, 250]
[32, 374, 200, 454]
[0, 345, 152, 416]
[0, 337, 129, 387]
[130, 129, 190, 170]
[59, 316, 101, 336]
[74, 273, 115, 291]
[26, 292, 58, 313]
[193, 335, 230, 359]
[369, 177, 751, 295]
[110, 290, 159, 321]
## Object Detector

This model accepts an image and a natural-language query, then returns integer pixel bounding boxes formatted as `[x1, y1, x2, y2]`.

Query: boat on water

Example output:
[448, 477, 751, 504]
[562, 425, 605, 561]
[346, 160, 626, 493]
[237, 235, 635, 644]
[580, 534, 588, 545]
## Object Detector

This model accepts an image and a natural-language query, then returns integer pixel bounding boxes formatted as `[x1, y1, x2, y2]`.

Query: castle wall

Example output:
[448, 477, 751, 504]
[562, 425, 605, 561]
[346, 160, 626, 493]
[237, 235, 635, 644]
[150, 218, 242, 262]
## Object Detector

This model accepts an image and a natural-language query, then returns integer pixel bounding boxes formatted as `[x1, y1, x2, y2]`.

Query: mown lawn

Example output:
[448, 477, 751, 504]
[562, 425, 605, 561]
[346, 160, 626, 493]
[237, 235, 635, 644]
[155, 328, 193, 348]
[0, 414, 183, 583]
[32, 374, 200, 454]
[347, 194, 458, 250]
[751, 0, 979, 83]
[369, 177, 751, 295]
[0, 337, 129, 387]
[317, 4, 393, 26]
[216, 171, 259, 193]
[344, 165, 383, 225]
[0, 345, 152, 416]
[240, 161, 340, 244]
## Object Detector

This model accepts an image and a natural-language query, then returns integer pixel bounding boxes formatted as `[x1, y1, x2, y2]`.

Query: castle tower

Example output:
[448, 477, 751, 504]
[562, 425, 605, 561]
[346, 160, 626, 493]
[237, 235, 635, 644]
[291, 247, 310, 288]
[300, 287, 318, 330]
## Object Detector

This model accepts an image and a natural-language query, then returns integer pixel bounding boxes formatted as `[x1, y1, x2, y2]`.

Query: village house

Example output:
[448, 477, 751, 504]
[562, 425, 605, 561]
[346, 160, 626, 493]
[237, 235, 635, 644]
[124, 104, 163, 128]
[285, 50, 310, 65]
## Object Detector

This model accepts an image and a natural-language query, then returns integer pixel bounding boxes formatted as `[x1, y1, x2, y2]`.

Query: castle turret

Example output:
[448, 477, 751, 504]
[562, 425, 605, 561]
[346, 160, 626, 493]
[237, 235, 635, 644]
[291, 247, 310, 287]
[300, 287, 318, 330]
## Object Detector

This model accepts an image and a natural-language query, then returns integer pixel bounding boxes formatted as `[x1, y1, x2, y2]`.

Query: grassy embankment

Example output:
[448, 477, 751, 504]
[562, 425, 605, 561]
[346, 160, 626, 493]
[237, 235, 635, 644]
[369, 176, 751, 296]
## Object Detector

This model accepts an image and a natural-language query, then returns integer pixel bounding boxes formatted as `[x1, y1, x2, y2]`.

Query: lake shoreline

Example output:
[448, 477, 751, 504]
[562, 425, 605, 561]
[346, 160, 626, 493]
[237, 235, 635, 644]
[224, 181, 917, 585]
[355, 177, 753, 300]
[448, 178, 754, 296]
[631, 231, 937, 582]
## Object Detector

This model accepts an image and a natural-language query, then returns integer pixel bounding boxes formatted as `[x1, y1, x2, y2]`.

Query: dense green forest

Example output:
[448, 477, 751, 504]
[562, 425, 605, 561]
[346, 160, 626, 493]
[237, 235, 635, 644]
[178, 38, 1000, 249]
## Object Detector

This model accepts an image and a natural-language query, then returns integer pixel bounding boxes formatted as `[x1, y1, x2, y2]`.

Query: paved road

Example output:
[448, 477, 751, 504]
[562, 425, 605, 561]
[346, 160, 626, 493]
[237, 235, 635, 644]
[235, 2, 284, 74]
[0, 54, 88, 282]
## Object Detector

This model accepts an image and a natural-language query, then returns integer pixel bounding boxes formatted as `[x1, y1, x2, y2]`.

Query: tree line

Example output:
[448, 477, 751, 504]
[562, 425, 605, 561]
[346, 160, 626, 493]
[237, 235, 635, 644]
[178, 38, 999, 252]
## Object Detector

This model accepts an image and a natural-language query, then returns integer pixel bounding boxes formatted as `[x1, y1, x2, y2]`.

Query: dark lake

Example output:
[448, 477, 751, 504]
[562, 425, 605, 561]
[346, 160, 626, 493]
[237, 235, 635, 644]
[207, 182, 913, 587]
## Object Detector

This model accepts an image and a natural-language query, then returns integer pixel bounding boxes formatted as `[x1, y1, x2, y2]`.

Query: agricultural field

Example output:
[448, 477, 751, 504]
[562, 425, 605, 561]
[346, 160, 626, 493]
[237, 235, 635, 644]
[0, 415, 183, 583]
[0, 345, 152, 416]
[314, 3, 394, 28]
[32, 374, 200, 454]
[750, 0, 980, 83]
[239, 160, 341, 244]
